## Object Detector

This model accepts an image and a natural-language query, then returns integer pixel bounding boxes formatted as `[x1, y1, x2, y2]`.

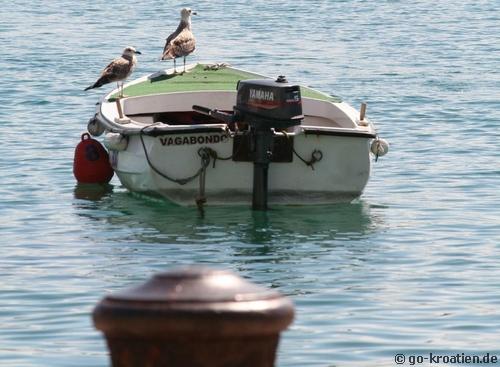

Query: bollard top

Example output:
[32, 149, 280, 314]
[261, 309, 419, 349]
[107, 266, 280, 303]
[93, 266, 294, 338]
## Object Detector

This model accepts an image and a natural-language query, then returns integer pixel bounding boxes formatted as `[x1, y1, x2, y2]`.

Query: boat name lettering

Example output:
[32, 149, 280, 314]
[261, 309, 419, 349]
[249, 88, 274, 102]
[159, 134, 228, 146]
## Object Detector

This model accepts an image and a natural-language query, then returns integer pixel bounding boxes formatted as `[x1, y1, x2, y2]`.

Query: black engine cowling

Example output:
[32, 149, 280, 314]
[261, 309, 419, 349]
[235, 77, 303, 130]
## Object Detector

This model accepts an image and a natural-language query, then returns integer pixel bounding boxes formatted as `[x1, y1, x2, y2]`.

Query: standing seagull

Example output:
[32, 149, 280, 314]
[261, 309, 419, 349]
[85, 46, 141, 98]
[161, 8, 196, 73]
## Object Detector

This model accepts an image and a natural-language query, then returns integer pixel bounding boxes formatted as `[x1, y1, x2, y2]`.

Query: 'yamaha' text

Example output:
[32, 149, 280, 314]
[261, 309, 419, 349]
[249, 88, 274, 101]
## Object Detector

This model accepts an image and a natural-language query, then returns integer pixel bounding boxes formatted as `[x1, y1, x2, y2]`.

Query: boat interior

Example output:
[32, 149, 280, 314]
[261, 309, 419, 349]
[130, 111, 230, 126]
[116, 90, 359, 129]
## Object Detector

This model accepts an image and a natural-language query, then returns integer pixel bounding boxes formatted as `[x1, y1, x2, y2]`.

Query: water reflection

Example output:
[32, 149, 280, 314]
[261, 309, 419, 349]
[73, 183, 114, 201]
[72, 186, 385, 298]
[73, 185, 383, 246]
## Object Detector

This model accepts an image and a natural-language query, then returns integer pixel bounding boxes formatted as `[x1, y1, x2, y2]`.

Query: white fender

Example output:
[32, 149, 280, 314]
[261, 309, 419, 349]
[104, 132, 128, 151]
[371, 138, 389, 157]
[87, 116, 105, 137]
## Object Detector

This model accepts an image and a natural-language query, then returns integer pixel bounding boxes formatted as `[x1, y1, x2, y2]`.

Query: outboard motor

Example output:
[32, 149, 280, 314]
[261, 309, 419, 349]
[193, 76, 303, 210]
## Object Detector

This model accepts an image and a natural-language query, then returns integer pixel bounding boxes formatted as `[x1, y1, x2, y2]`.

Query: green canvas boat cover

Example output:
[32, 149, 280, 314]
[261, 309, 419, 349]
[112, 64, 342, 103]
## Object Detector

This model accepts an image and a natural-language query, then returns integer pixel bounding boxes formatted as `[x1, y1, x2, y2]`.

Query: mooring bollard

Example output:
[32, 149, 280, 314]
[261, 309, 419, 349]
[93, 267, 295, 367]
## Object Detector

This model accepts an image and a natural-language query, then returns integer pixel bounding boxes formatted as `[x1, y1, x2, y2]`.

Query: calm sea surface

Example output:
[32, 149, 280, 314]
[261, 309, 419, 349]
[1, 1, 500, 366]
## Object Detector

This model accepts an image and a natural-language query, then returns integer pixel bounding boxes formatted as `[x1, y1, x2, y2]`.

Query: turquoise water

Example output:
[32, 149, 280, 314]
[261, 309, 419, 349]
[1, 1, 500, 366]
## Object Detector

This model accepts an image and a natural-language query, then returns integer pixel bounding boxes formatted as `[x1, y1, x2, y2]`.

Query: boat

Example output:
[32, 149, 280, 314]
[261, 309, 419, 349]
[87, 62, 388, 208]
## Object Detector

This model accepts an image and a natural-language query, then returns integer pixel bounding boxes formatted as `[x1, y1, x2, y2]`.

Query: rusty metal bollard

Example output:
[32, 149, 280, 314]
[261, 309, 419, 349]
[93, 267, 295, 367]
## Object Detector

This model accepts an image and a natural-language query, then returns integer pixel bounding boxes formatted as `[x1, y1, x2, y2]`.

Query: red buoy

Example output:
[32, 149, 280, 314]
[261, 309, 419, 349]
[73, 133, 114, 184]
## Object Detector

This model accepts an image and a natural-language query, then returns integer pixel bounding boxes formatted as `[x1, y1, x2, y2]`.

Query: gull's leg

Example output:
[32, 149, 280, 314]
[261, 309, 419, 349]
[183, 56, 186, 73]
[173, 58, 177, 74]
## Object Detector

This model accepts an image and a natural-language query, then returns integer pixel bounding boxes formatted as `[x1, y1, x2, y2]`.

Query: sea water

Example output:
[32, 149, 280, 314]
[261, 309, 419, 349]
[1, 1, 499, 366]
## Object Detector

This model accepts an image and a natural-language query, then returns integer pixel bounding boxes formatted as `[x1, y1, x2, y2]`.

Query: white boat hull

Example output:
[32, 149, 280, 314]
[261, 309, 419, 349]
[111, 130, 372, 206]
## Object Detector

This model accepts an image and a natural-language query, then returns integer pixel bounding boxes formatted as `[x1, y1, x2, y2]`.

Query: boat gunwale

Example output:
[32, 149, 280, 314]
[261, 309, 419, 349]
[302, 126, 376, 139]
[96, 110, 376, 138]
[139, 127, 376, 138]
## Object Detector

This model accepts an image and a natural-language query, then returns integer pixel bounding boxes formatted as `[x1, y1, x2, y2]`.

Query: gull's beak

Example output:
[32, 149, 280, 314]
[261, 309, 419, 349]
[135, 50, 142, 55]
[191, 11, 197, 15]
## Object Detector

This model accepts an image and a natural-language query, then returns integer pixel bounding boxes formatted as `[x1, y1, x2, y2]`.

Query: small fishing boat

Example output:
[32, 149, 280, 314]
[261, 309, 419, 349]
[87, 63, 388, 208]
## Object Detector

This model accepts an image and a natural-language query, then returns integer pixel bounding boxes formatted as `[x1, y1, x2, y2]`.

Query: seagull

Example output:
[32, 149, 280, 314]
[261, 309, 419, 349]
[161, 7, 196, 73]
[85, 46, 141, 98]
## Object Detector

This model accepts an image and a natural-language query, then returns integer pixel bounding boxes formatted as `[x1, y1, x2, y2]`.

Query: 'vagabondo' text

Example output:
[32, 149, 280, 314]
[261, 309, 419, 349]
[159, 134, 228, 146]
